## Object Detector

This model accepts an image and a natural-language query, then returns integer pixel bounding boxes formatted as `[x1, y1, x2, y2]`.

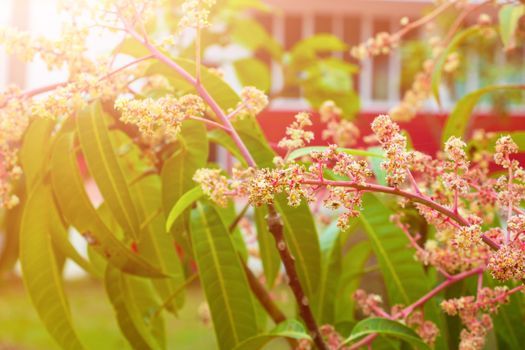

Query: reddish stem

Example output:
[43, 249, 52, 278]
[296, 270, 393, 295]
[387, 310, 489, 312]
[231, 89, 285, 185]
[301, 178, 500, 250]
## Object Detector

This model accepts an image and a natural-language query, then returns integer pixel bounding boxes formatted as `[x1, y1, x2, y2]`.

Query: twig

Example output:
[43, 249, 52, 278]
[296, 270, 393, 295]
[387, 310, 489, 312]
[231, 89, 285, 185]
[300, 178, 500, 250]
[266, 205, 328, 350]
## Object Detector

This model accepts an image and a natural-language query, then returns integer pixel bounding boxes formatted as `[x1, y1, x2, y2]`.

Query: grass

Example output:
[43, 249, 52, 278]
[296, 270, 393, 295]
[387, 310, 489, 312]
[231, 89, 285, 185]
[0, 277, 216, 350]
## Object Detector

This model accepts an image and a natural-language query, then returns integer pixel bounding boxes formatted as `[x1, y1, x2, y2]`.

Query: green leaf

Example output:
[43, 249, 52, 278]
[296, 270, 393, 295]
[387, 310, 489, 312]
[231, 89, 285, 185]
[291, 34, 347, 64]
[313, 222, 343, 324]
[147, 58, 240, 111]
[49, 202, 98, 276]
[344, 317, 430, 350]
[19, 117, 54, 190]
[254, 205, 280, 288]
[288, 146, 385, 161]
[442, 85, 525, 144]
[233, 319, 311, 350]
[335, 241, 372, 324]
[431, 26, 480, 105]
[208, 129, 247, 165]
[133, 176, 186, 313]
[165, 186, 203, 232]
[230, 18, 282, 59]
[50, 134, 165, 277]
[359, 194, 430, 305]
[161, 120, 208, 238]
[77, 102, 141, 239]
[190, 202, 258, 350]
[274, 195, 322, 299]
[0, 182, 24, 275]
[499, 4, 525, 49]
[20, 184, 85, 349]
[105, 266, 165, 350]
[114, 37, 151, 57]
[233, 58, 271, 92]
[368, 146, 387, 186]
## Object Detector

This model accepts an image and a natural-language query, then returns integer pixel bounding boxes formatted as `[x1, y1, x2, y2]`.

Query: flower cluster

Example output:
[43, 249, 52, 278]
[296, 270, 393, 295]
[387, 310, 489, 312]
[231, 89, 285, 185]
[179, 0, 216, 29]
[371, 114, 411, 186]
[350, 32, 396, 60]
[0, 87, 29, 208]
[441, 287, 514, 350]
[319, 100, 359, 147]
[0, 25, 92, 77]
[487, 243, 525, 281]
[115, 94, 206, 143]
[235, 86, 269, 118]
[278, 112, 314, 151]
[405, 310, 440, 346]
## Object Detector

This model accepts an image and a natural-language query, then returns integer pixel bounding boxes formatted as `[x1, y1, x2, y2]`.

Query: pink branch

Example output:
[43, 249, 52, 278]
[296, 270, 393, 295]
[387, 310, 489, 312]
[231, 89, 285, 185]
[301, 178, 500, 250]
[397, 267, 484, 318]
[124, 25, 257, 167]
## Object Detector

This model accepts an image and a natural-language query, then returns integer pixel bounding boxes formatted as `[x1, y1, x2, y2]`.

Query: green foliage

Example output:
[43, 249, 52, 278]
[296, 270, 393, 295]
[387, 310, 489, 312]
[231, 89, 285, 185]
[105, 266, 166, 350]
[233, 319, 311, 350]
[20, 184, 85, 349]
[431, 26, 480, 105]
[499, 4, 525, 49]
[360, 194, 431, 305]
[77, 103, 141, 240]
[442, 85, 525, 144]
[288, 146, 385, 161]
[234, 57, 271, 92]
[343, 317, 430, 350]
[190, 202, 258, 350]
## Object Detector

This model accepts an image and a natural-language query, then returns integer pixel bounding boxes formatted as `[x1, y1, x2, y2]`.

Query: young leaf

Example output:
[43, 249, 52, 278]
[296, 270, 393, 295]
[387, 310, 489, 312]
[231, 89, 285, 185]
[287, 146, 385, 162]
[51, 134, 165, 277]
[190, 202, 258, 350]
[77, 102, 141, 239]
[105, 266, 165, 350]
[442, 85, 525, 144]
[233, 319, 311, 350]
[343, 317, 430, 350]
[499, 4, 525, 49]
[431, 26, 480, 105]
[161, 120, 208, 238]
[20, 184, 85, 349]
[165, 186, 203, 232]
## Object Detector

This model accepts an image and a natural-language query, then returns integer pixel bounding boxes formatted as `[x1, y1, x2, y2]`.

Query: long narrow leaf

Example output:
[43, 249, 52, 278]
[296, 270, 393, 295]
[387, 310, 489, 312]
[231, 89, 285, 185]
[233, 320, 311, 350]
[190, 202, 258, 350]
[343, 317, 430, 350]
[51, 133, 165, 277]
[20, 184, 85, 349]
[77, 102, 141, 239]
[105, 266, 165, 350]
[165, 186, 203, 232]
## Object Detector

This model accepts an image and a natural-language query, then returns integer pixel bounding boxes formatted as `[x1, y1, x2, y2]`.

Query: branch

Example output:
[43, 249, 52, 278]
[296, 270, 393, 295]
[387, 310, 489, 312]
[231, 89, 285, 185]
[266, 205, 328, 350]
[124, 24, 257, 167]
[301, 178, 500, 250]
